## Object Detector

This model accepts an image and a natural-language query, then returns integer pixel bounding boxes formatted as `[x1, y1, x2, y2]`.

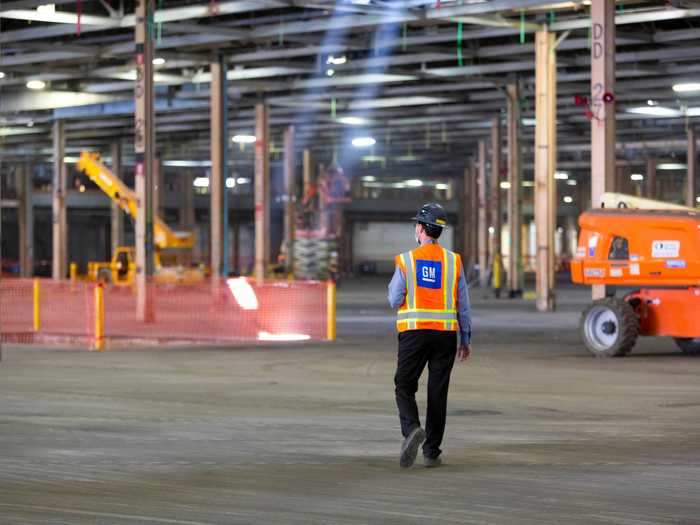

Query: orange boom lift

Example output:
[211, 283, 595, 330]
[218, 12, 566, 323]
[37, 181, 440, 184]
[571, 193, 700, 357]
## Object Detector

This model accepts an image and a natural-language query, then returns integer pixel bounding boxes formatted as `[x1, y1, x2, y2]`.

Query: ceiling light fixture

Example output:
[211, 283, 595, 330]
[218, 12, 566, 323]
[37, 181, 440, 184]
[626, 106, 682, 117]
[26, 79, 46, 90]
[436, 183, 449, 190]
[566, 180, 578, 186]
[232, 134, 256, 144]
[0, 72, 5, 79]
[337, 116, 367, 126]
[554, 171, 569, 180]
[657, 163, 686, 170]
[672, 82, 700, 93]
[563, 196, 574, 204]
[152, 57, 166, 66]
[352, 137, 376, 148]
[500, 181, 511, 189]
[326, 55, 347, 66]
[404, 179, 423, 187]
[326, 68, 335, 77]
[630, 173, 644, 181]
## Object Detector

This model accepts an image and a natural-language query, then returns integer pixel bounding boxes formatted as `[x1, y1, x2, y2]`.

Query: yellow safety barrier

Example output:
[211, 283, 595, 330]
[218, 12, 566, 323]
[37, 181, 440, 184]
[93, 284, 105, 351]
[32, 278, 40, 332]
[326, 280, 336, 341]
[493, 256, 502, 291]
[70, 262, 78, 291]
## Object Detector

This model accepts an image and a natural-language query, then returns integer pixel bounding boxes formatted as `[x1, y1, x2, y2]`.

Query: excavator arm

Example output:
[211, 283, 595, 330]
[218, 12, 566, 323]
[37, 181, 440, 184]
[77, 151, 193, 250]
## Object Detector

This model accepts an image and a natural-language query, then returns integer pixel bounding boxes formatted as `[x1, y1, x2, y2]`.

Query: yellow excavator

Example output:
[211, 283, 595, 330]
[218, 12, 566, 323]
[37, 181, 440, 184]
[76, 151, 205, 285]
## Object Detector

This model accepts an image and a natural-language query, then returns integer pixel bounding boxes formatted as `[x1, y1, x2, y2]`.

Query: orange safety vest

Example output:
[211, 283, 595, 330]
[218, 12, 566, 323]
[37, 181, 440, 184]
[395, 243, 460, 333]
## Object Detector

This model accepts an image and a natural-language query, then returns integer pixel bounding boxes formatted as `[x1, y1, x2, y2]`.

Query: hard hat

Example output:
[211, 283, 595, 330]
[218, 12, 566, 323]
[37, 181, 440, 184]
[412, 202, 448, 228]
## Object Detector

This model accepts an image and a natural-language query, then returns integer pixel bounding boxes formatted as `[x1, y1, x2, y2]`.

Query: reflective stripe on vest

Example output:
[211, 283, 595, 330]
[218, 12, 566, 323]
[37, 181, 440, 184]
[397, 246, 458, 331]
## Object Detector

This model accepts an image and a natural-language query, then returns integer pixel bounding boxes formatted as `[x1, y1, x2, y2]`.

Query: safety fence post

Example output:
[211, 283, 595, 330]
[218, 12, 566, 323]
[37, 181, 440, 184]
[326, 280, 336, 341]
[93, 283, 105, 351]
[70, 262, 77, 291]
[32, 278, 41, 332]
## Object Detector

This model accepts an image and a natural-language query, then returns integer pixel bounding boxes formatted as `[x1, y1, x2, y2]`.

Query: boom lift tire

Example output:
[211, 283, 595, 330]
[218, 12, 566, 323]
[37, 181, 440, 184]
[673, 338, 700, 355]
[580, 298, 639, 357]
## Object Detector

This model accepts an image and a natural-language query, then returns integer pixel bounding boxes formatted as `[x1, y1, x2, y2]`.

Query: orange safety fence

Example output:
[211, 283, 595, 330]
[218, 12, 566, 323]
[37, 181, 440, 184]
[0, 277, 332, 348]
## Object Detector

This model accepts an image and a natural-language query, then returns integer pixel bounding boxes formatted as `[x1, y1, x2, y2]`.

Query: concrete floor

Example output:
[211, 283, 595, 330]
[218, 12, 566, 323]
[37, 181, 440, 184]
[1, 278, 699, 524]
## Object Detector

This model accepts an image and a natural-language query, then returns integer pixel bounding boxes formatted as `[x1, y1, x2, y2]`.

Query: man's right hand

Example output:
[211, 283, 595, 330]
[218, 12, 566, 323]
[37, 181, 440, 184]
[457, 344, 471, 362]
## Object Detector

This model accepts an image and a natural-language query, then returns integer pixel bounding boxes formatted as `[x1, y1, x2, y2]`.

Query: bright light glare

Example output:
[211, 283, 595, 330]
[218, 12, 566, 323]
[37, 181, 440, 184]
[337, 116, 367, 126]
[630, 173, 644, 181]
[0, 71, 5, 79]
[352, 137, 376, 148]
[488, 227, 495, 234]
[566, 179, 578, 186]
[554, 171, 569, 180]
[563, 196, 574, 204]
[226, 177, 236, 188]
[326, 68, 335, 77]
[153, 57, 166, 66]
[36, 3, 55, 15]
[673, 83, 700, 93]
[236, 177, 250, 184]
[326, 55, 347, 65]
[232, 134, 256, 144]
[193, 177, 209, 188]
[436, 183, 449, 190]
[227, 277, 259, 310]
[647, 99, 656, 106]
[522, 181, 535, 187]
[657, 163, 686, 170]
[499, 181, 511, 189]
[404, 179, 423, 187]
[362, 175, 376, 182]
[626, 106, 682, 117]
[258, 332, 311, 342]
[26, 80, 46, 90]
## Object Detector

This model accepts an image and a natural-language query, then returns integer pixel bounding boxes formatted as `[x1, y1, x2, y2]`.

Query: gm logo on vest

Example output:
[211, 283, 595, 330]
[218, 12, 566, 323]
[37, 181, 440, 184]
[416, 260, 442, 289]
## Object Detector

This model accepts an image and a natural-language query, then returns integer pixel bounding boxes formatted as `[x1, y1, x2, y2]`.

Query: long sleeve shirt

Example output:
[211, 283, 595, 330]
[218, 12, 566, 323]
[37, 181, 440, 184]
[387, 249, 472, 345]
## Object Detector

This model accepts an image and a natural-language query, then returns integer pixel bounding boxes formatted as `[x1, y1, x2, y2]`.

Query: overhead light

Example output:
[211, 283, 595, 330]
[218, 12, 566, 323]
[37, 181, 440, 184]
[436, 183, 449, 190]
[522, 118, 536, 126]
[566, 179, 578, 186]
[36, 3, 56, 15]
[232, 134, 256, 144]
[657, 163, 686, 170]
[563, 196, 574, 204]
[647, 99, 657, 106]
[326, 55, 347, 66]
[685, 107, 700, 117]
[152, 57, 166, 66]
[630, 173, 644, 181]
[500, 181, 511, 189]
[404, 179, 423, 187]
[696, 196, 700, 204]
[582, 0, 591, 5]
[0, 71, 5, 79]
[488, 227, 495, 234]
[193, 177, 209, 188]
[26, 120, 34, 128]
[26, 80, 46, 90]
[79, 184, 86, 193]
[350, 0, 371, 4]
[236, 177, 250, 184]
[352, 137, 375, 148]
[337, 116, 367, 126]
[226, 177, 236, 188]
[554, 171, 569, 180]
[672, 82, 700, 93]
[361, 175, 376, 182]
[522, 181, 535, 187]
[326, 68, 335, 77]
[626, 106, 682, 117]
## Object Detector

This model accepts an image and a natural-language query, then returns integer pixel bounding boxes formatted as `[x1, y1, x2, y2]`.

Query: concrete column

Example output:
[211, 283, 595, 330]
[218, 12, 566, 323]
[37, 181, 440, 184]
[210, 53, 226, 279]
[283, 126, 296, 275]
[52, 119, 67, 280]
[153, 155, 163, 218]
[534, 30, 556, 312]
[462, 166, 475, 276]
[477, 140, 488, 288]
[646, 158, 657, 200]
[134, 0, 155, 322]
[470, 159, 479, 279]
[181, 172, 195, 228]
[303, 149, 312, 197]
[17, 165, 34, 277]
[490, 116, 503, 294]
[506, 82, 523, 297]
[254, 102, 270, 284]
[687, 127, 696, 208]
[591, 0, 616, 300]
[110, 142, 124, 256]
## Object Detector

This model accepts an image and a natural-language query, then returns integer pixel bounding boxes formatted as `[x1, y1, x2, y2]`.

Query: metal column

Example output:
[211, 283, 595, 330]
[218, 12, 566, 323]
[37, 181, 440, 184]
[534, 29, 556, 312]
[17, 165, 34, 278]
[153, 155, 163, 218]
[462, 165, 475, 277]
[134, 0, 155, 322]
[646, 158, 657, 200]
[490, 116, 503, 296]
[210, 53, 227, 279]
[687, 127, 697, 208]
[52, 120, 67, 280]
[110, 142, 124, 256]
[303, 149, 312, 196]
[506, 82, 523, 297]
[477, 140, 488, 288]
[590, 0, 616, 300]
[283, 126, 296, 276]
[254, 102, 270, 285]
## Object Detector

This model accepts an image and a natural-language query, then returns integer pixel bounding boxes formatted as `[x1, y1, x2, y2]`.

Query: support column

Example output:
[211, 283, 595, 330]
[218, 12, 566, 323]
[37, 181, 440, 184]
[153, 155, 163, 218]
[181, 172, 195, 227]
[52, 120, 67, 280]
[591, 0, 616, 300]
[110, 142, 124, 256]
[477, 140, 488, 288]
[283, 126, 296, 275]
[534, 29, 556, 312]
[134, 0, 155, 322]
[490, 116, 503, 295]
[210, 53, 227, 279]
[687, 127, 696, 208]
[17, 165, 34, 278]
[462, 165, 475, 277]
[506, 82, 523, 297]
[646, 158, 657, 200]
[254, 102, 270, 284]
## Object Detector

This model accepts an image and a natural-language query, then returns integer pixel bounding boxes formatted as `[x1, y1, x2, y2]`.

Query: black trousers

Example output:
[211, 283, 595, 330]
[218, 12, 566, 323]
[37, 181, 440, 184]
[394, 329, 457, 459]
